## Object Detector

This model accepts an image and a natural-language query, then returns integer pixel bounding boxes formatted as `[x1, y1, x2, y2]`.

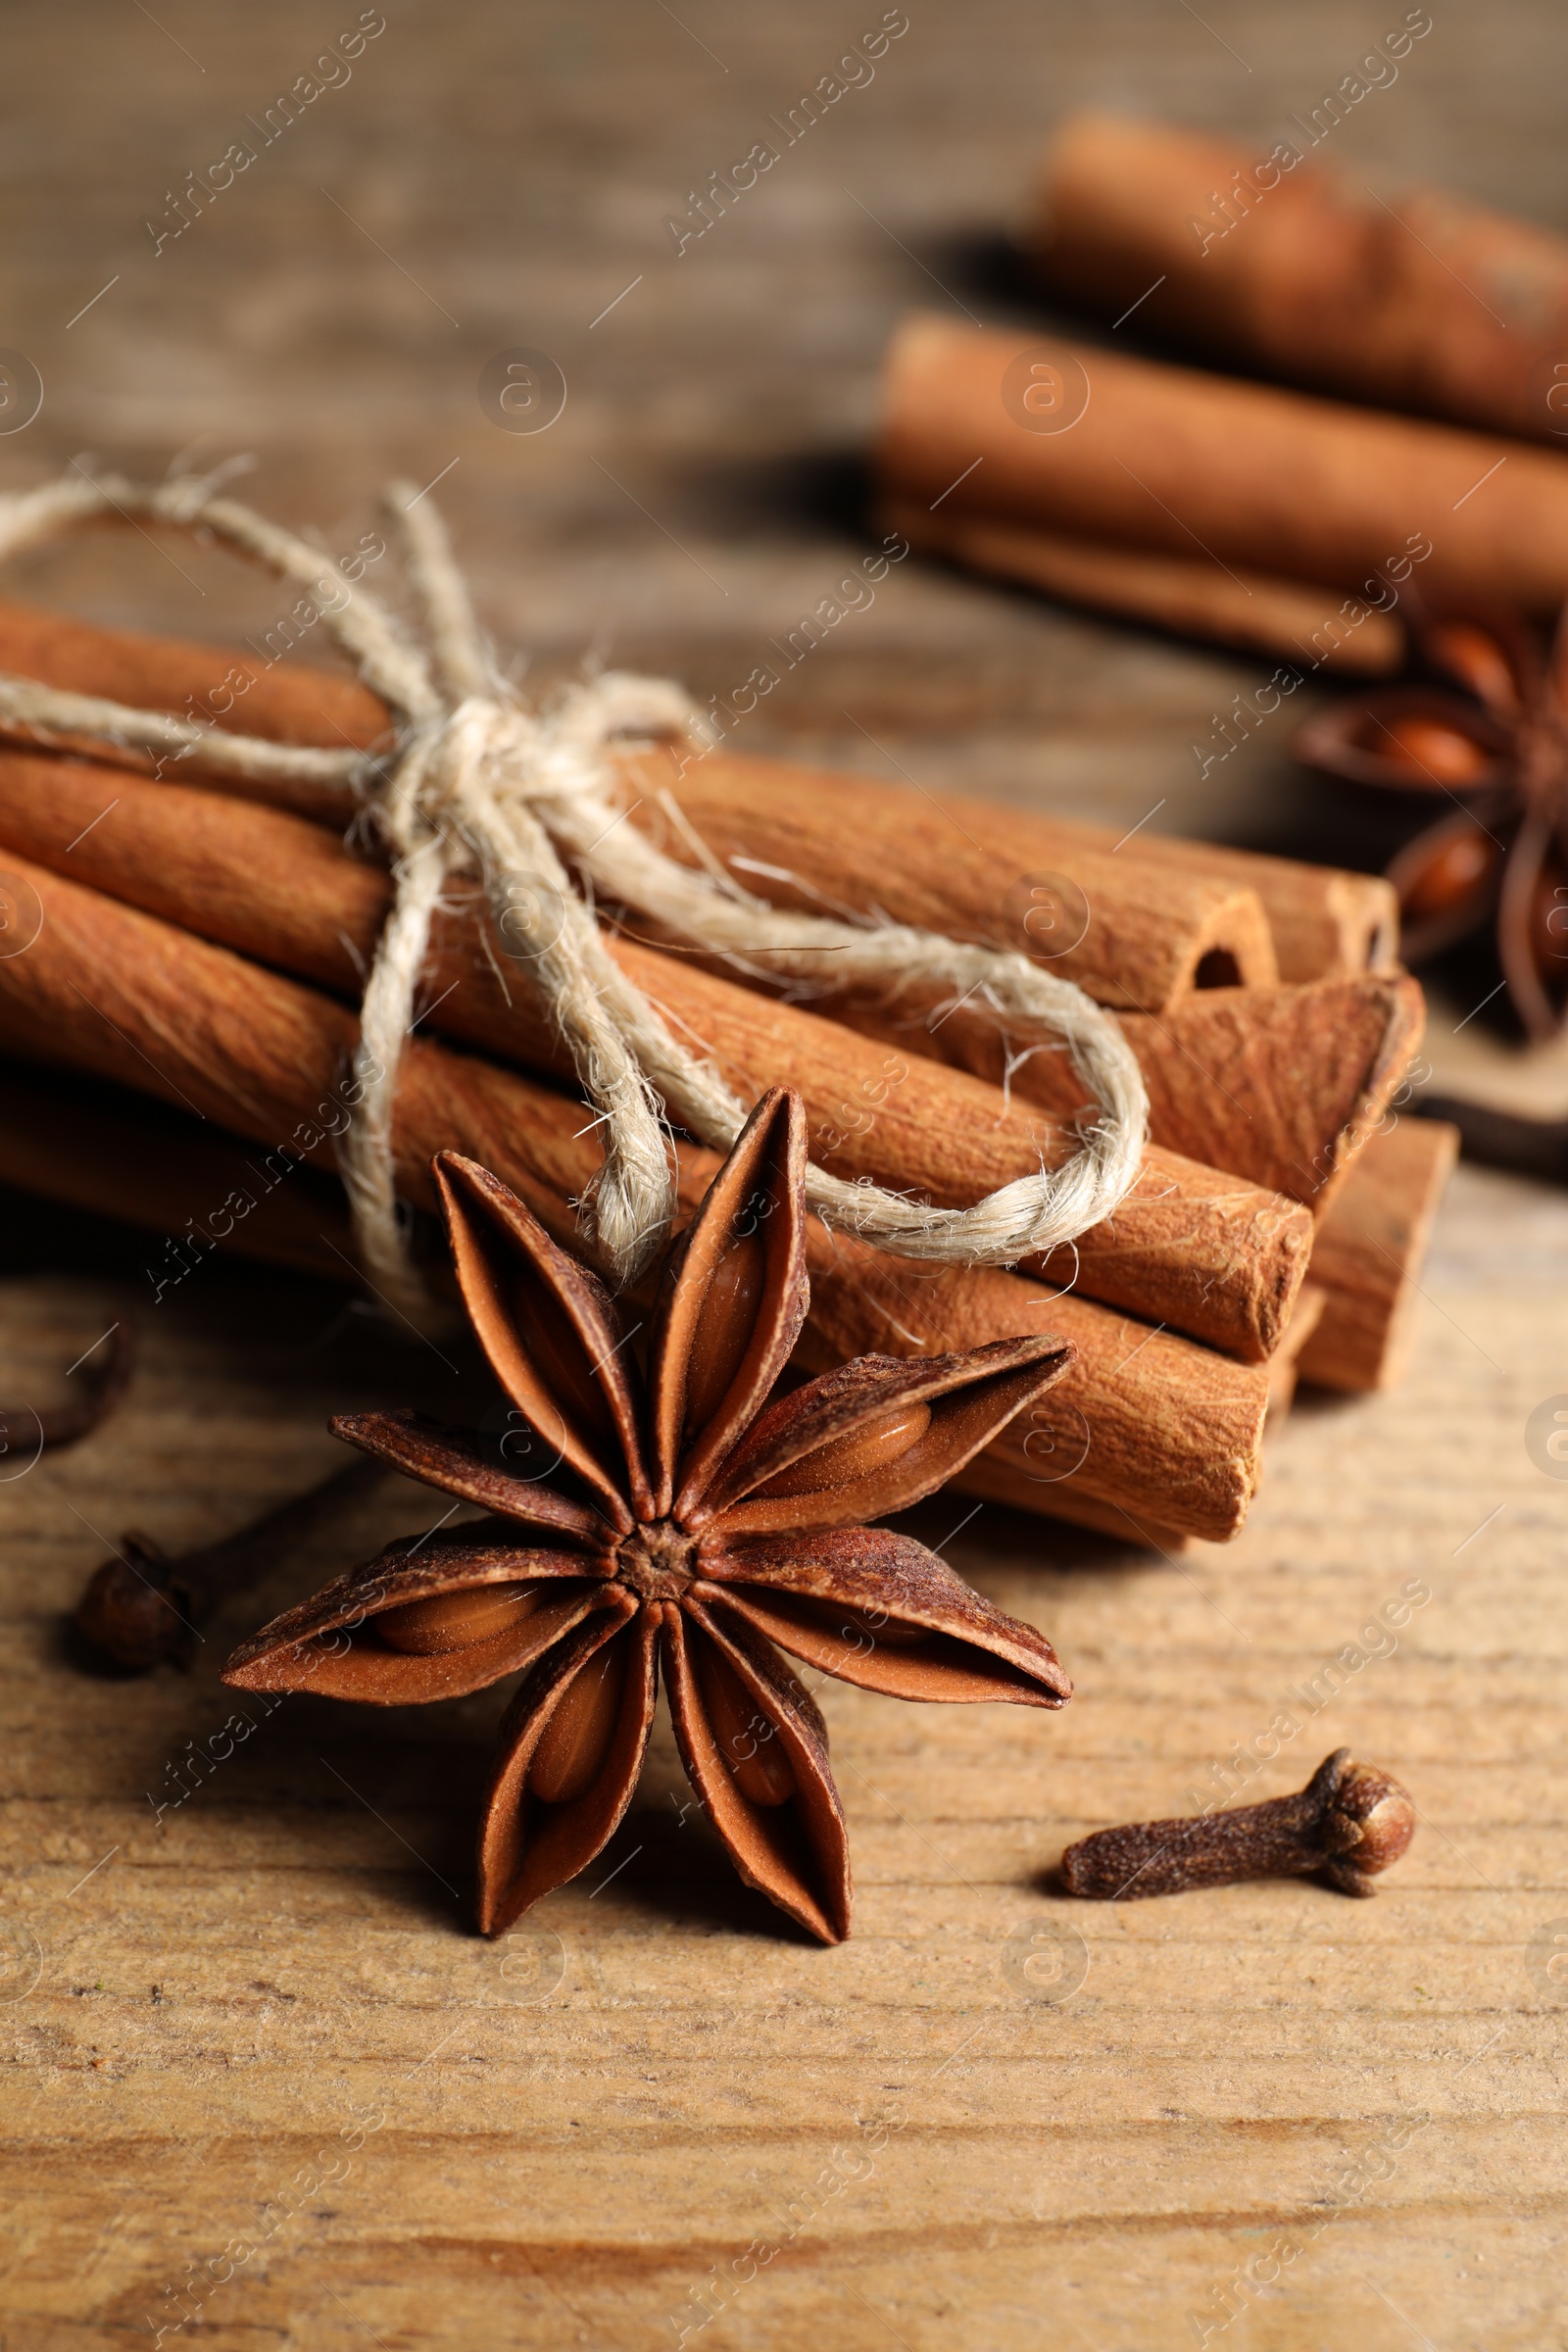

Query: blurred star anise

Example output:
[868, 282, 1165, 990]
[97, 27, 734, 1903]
[1293, 599, 1568, 1042]
[224, 1089, 1073, 1943]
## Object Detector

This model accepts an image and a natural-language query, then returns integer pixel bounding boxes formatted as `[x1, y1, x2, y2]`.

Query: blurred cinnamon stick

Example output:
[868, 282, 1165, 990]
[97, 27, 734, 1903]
[1413, 1092, 1568, 1185]
[876, 315, 1568, 656]
[0, 854, 1271, 1541]
[0, 1061, 356, 1285]
[1295, 1116, 1460, 1391]
[1034, 111, 1568, 446]
[0, 747, 1311, 1360]
[881, 494, 1404, 676]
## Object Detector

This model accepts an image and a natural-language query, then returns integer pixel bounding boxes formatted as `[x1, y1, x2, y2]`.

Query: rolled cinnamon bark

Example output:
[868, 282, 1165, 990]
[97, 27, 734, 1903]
[0, 594, 382, 818]
[991, 1276, 1328, 1553]
[876, 315, 1568, 633]
[1034, 112, 1568, 446]
[646, 752, 1277, 1006]
[1266, 1284, 1327, 1421]
[621, 747, 1277, 1007]
[0, 748, 1312, 1360]
[820, 968, 1424, 1213]
[1295, 1115, 1460, 1392]
[0, 597, 1390, 988]
[1110, 830, 1397, 985]
[883, 493, 1403, 675]
[0, 852, 1270, 1540]
[623, 747, 1396, 988]
[0, 1061, 357, 1285]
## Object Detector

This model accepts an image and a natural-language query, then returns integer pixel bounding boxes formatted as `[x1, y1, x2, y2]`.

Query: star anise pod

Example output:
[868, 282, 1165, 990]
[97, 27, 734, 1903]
[223, 1089, 1073, 1943]
[1293, 597, 1568, 1042]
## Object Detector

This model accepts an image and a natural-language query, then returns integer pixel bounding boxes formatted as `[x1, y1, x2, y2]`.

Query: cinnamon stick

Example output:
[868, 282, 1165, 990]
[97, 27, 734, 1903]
[882, 494, 1403, 676]
[1265, 1283, 1327, 1421]
[0, 748, 1312, 1360]
[622, 746, 1397, 989]
[822, 968, 1425, 1213]
[1295, 1116, 1460, 1392]
[0, 1061, 357, 1286]
[1105, 830, 1397, 986]
[618, 750, 1420, 1205]
[0, 598, 1392, 989]
[637, 747, 1276, 1010]
[0, 594, 383, 819]
[0, 853, 1271, 1540]
[876, 314, 1568, 640]
[982, 1277, 1326, 1554]
[1034, 111, 1568, 446]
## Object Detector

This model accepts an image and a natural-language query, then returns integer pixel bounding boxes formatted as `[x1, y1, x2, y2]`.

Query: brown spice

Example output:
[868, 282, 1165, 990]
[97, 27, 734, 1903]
[1411, 1093, 1568, 1186]
[1, 1318, 133, 1461]
[816, 968, 1424, 1217]
[223, 1089, 1076, 1943]
[75, 1456, 386, 1673]
[0, 848, 1277, 1540]
[1294, 1115, 1460, 1395]
[1293, 602, 1568, 1044]
[1058, 1747, 1416, 1900]
[0, 749, 1311, 1362]
[1032, 113, 1568, 446]
[877, 313, 1568, 634]
[634, 743, 1399, 990]
[881, 491, 1404, 678]
[0, 595, 1397, 987]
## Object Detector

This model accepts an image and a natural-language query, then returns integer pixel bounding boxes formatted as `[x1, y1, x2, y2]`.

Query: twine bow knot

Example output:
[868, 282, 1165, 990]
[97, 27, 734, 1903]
[0, 467, 1149, 1323]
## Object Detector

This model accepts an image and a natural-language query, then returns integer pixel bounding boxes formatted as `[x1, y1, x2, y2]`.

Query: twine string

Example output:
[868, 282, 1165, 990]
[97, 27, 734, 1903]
[0, 468, 1149, 1317]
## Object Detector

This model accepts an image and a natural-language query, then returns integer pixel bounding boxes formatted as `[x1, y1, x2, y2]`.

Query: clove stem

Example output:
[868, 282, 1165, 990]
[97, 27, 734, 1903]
[1415, 1093, 1568, 1185]
[1058, 1747, 1416, 1900]
[0, 1318, 134, 1457]
[74, 1453, 386, 1673]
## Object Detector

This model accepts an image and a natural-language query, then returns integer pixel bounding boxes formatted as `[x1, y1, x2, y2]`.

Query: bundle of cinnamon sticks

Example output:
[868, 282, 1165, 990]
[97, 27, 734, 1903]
[0, 595, 1450, 1548]
[877, 113, 1568, 668]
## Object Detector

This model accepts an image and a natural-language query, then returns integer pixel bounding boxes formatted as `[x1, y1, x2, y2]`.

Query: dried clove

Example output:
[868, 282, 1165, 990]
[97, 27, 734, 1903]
[1414, 1092, 1568, 1187]
[74, 1454, 386, 1673]
[1058, 1747, 1416, 1901]
[1, 1317, 134, 1464]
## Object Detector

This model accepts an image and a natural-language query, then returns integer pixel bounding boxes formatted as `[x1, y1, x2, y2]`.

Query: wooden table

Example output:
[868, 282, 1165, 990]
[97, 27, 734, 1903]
[3, 3, 1567, 2343]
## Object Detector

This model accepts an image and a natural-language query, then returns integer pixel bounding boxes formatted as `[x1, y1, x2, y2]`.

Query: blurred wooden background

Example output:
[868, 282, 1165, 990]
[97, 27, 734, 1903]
[3, 3, 1568, 2345]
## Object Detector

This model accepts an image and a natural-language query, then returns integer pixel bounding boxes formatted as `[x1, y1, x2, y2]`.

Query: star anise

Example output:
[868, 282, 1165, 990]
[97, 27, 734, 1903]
[223, 1089, 1073, 1943]
[1293, 598, 1568, 1042]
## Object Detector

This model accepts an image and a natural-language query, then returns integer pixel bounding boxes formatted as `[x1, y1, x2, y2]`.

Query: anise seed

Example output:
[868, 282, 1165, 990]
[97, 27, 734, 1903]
[1399, 824, 1497, 919]
[378, 1583, 539, 1656]
[839, 1605, 930, 1649]
[1376, 715, 1492, 785]
[683, 1234, 766, 1433]
[527, 1642, 626, 1802]
[505, 1267, 616, 1445]
[1427, 620, 1518, 710]
[754, 1400, 932, 1498]
[694, 1642, 797, 1806]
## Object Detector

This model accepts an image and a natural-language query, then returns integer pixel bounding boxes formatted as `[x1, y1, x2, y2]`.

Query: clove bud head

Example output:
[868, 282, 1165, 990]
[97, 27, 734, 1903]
[74, 1535, 194, 1673]
[1318, 1756, 1418, 1895]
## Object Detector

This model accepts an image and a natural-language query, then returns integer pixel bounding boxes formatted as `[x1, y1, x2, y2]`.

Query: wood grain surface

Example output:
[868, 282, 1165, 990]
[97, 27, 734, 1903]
[2, 2, 1568, 2345]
